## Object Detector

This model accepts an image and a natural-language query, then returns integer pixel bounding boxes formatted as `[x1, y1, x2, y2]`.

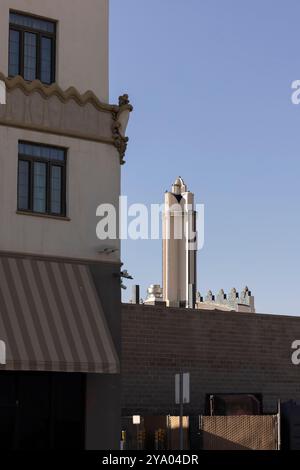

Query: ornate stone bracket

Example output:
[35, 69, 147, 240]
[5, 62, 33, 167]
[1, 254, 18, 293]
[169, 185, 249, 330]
[112, 94, 133, 165]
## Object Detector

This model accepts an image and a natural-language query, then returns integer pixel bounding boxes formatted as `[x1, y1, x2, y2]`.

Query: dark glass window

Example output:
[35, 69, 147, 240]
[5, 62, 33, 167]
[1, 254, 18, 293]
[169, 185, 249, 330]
[41, 37, 53, 84]
[8, 12, 56, 84]
[8, 29, 20, 76]
[18, 142, 66, 217]
[24, 32, 37, 81]
[51, 166, 62, 215]
[18, 160, 30, 210]
[33, 162, 47, 213]
[9, 12, 55, 33]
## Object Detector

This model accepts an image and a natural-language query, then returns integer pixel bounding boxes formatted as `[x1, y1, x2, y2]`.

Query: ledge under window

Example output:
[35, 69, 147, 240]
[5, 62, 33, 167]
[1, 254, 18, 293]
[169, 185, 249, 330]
[16, 210, 71, 221]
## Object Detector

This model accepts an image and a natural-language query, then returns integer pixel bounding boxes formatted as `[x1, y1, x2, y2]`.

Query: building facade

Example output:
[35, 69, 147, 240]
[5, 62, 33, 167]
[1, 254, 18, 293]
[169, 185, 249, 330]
[0, 0, 131, 450]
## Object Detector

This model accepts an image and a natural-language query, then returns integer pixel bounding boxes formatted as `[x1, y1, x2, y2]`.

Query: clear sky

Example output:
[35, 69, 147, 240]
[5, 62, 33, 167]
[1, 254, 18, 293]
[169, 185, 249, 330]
[109, 0, 300, 315]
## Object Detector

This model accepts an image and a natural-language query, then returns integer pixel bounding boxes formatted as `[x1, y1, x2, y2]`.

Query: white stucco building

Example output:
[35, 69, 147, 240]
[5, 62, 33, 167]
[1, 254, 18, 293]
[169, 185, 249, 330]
[0, 0, 132, 450]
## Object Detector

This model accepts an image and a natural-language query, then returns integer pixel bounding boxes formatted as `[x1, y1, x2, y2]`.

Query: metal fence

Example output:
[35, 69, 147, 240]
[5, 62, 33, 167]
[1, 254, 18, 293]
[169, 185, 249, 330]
[121, 414, 279, 450]
[199, 415, 279, 450]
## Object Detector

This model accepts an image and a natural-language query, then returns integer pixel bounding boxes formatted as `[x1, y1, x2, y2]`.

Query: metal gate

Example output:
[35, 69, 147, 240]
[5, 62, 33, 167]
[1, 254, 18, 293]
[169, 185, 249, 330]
[121, 416, 189, 450]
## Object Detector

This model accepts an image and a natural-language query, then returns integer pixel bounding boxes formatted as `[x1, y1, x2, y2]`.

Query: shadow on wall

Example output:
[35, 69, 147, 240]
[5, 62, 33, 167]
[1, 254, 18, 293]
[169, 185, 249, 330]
[201, 431, 249, 450]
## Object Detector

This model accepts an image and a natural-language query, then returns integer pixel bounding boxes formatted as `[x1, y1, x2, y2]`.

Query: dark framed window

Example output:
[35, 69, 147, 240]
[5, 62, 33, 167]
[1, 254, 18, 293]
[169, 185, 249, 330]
[18, 142, 67, 217]
[9, 11, 56, 84]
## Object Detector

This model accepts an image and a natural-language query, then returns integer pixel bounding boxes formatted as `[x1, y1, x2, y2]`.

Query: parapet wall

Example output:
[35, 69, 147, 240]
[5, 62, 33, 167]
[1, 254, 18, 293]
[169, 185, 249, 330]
[196, 287, 255, 312]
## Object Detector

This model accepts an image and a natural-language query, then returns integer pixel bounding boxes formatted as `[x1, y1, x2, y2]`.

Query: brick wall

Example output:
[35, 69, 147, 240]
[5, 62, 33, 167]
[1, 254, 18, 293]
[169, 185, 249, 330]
[122, 304, 300, 415]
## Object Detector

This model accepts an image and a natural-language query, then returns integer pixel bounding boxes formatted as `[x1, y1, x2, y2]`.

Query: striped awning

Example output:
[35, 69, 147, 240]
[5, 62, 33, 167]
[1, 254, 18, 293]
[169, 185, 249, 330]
[0, 254, 119, 374]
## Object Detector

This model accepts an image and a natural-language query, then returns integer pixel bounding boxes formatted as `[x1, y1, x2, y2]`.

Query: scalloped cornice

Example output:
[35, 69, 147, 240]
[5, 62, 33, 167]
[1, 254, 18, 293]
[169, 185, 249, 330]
[0, 73, 119, 112]
[0, 73, 133, 164]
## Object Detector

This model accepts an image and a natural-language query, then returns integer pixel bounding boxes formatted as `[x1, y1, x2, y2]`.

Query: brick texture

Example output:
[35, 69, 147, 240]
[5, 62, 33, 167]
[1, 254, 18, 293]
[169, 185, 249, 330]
[122, 304, 300, 415]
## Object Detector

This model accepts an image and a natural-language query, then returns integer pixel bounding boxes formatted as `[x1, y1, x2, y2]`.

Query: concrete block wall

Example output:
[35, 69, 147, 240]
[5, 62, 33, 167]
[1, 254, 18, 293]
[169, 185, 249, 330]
[122, 304, 300, 415]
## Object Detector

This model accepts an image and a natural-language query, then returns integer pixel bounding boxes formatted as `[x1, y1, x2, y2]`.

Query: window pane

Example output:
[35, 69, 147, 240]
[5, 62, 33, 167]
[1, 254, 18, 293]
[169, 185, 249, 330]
[49, 147, 64, 162]
[41, 37, 52, 84]
[18, 142, 26, 154]
[8, 29, 20, 76]
[18, 160, 30, 210]
[51, 166, 62, 214]
[10, 12, 55, 34]
[19, 143, 65, 161]
[41, 146, 50, 159]
[24, 32, 37, 81]
[33, 162, 47, 213]
[19, 142, 34, 156]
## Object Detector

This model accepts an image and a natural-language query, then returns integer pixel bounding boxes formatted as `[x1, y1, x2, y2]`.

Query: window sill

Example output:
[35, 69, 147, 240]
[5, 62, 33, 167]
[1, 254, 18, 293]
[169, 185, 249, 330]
[16, 211, 71, 221]
[8, 75, 54, 86]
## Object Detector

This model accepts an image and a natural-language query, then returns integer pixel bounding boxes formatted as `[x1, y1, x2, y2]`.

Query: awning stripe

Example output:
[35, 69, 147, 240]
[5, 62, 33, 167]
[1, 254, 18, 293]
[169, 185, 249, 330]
[0, 259, 28, 361]
[43, 260, 80, 366]
[13, 258, 52, 363]
[0, 255, 119, 374]
[66, 263, 105, 368]
[0, 280, 16, 361]
[73, 265, 110, 367]
[81, 266, 119, 367]
[61, 263, 97, 368]
[50, 261, 90, 365]
[31, 259, 68, 365]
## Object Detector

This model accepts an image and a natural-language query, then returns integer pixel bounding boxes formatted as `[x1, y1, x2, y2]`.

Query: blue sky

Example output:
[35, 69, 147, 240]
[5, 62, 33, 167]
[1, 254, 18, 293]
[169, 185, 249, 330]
[109, 0, 300, 315]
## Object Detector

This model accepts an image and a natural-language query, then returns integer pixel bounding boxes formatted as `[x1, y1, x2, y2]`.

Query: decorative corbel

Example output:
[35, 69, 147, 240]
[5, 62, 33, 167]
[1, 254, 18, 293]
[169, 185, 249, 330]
[112, 94, 133, 165]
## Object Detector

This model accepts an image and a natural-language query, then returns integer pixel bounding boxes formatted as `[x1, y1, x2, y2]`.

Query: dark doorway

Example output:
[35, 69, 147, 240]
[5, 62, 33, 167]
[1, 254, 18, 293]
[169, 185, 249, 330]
[206, 393, 262, 416]
[0, 371, 85, 450]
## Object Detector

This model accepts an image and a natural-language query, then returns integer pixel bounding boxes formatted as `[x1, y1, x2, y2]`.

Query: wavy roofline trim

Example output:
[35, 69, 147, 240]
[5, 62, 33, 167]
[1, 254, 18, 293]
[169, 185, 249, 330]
[0, 73, 133, 114]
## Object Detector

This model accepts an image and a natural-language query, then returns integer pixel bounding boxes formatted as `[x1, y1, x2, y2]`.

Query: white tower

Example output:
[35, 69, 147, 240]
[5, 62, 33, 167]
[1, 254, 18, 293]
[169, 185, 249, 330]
[162, 177, 197, 308]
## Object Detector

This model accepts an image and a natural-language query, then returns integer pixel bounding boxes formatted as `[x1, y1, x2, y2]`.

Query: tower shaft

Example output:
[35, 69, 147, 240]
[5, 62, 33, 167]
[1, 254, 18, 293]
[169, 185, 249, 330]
[162, 178, 197, 308]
